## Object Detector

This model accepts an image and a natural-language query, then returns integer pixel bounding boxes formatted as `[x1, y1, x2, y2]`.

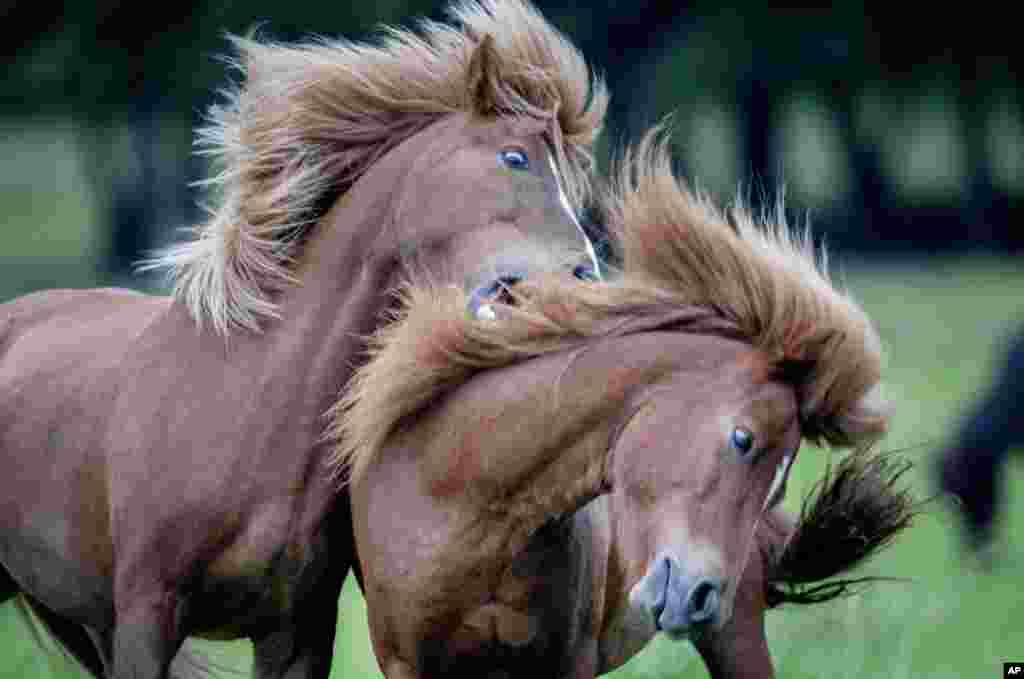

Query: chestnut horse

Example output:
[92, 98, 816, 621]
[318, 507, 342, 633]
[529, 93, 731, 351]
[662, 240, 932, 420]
[337, 133, 912, 678]
[0, 1, 608, 677]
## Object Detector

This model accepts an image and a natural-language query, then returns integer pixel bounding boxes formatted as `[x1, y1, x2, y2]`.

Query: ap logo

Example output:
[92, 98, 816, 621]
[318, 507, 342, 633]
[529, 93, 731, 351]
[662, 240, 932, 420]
[1006, 663, 1024, 676]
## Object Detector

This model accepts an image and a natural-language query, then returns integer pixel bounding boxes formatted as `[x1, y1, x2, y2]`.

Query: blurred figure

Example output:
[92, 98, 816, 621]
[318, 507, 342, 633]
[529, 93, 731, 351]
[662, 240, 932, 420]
[937, 324, 1024, 551]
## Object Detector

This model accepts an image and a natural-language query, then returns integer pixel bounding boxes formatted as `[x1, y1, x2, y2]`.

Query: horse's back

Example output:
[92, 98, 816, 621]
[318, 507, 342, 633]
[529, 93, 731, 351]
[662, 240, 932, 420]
[0, 287, 170, 451]
[1, 286, 167, 349]
[0, 287, 171, 626]
[0, 286, 169, 393]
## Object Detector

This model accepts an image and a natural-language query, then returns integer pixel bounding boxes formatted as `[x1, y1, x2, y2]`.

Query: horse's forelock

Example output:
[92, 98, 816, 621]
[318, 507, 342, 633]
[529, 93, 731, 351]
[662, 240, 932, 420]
[605, 124, 886, 453]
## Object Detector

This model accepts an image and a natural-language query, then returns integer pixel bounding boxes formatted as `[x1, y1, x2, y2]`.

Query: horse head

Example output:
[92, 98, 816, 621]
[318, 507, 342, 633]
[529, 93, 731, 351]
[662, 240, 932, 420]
[147, 0, 608, 337]
[335, 127, 901, 678]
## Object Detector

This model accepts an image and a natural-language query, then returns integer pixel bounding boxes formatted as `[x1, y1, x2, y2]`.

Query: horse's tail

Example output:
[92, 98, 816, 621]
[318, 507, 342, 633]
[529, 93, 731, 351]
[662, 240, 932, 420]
[763, 450, 918, 607]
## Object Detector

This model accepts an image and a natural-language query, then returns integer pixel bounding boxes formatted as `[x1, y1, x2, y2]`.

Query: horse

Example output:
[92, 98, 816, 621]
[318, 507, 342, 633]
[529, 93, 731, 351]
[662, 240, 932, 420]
[937, 322, 1024, 552]
[336, 131, 912, 678]
[0, 1, 609, 676]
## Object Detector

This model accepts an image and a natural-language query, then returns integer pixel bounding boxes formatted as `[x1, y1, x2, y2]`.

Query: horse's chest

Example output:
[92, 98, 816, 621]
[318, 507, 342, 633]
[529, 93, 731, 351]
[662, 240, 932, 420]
[189, 547, 318, 639]
[427, 590, 575, 678]
[452, 598, 541, 651]
[429, 597, 562, 678]
[204, 501, 296, 581]
[425, 518, 588, 675]
[188, 504, 328, 638]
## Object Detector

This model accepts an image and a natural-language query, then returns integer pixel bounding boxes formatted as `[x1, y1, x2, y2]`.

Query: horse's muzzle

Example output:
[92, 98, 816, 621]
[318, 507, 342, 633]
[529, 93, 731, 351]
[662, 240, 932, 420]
[630, 554, 723, 639]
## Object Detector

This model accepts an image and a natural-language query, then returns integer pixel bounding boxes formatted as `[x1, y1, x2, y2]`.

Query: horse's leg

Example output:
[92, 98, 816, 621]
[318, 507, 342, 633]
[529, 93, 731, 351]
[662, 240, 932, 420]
[251, 578, 344, 679]
[168, 640, 233, 679]
[111, 590, 186, 679]
[692, 544, 774, 679]
[1, 560, 112, 677]
[692, 510, 793, 679]
[19, 595, 111, 678]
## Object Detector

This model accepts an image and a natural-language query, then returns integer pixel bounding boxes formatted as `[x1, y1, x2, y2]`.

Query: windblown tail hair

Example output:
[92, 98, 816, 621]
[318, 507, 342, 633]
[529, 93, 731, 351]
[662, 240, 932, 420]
[764, 450, 918, 607]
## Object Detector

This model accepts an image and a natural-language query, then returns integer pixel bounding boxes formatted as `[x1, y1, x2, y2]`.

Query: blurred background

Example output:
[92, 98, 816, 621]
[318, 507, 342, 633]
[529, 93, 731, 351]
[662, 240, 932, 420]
[1, 1, 1022, 678]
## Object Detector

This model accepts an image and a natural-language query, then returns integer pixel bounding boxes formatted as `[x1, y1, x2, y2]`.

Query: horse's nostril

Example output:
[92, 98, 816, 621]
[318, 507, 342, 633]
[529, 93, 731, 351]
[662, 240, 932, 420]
[687, 579, 720, 623]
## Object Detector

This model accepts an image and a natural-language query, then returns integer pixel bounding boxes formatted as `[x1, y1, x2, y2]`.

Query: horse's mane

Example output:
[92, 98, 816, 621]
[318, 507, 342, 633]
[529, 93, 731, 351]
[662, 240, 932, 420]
[330, 128, 888, 485]
[147, 0, 607, 335]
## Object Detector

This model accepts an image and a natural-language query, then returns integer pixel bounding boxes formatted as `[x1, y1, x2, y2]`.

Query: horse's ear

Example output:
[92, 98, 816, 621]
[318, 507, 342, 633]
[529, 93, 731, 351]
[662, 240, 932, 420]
[466, 33, 503, 117]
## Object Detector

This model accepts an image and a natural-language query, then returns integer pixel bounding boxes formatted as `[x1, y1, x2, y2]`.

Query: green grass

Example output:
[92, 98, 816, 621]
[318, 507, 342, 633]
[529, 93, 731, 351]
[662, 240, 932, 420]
[2, 121, 1023, 677]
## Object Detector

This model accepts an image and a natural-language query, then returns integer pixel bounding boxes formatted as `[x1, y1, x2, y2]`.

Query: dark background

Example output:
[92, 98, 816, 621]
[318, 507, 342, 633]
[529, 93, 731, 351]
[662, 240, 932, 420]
[2, 1, 1022, 280]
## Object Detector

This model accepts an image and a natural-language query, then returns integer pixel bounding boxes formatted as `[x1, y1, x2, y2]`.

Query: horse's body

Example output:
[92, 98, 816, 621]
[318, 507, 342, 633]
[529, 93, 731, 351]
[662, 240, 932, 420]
[0, 2, 608, 676]
[340, 134, 908, 678]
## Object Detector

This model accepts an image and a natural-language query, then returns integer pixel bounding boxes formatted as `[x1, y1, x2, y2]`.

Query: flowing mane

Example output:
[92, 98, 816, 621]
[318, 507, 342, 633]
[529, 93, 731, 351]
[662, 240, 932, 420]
[147, 0, 608, 335]
[330, 129, 888, 485]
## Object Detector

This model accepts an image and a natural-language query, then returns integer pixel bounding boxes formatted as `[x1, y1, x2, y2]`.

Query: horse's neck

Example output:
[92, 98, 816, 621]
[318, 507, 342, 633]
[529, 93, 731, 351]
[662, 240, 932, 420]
[255, 205, 403, 422]
[148, 185, 406, 504]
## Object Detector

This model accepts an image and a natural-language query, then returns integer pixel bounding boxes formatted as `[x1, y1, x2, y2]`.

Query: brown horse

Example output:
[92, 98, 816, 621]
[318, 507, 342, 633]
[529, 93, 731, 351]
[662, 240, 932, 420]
[0, 1, 608, 677]
[337, 132, 911, 678]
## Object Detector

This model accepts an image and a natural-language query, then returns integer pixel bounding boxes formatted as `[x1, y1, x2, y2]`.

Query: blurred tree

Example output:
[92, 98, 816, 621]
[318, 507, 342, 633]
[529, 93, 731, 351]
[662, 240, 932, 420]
[2, 0, 1021, 276]
[536, 1, 696, 151]
[1, 0, 440, 280]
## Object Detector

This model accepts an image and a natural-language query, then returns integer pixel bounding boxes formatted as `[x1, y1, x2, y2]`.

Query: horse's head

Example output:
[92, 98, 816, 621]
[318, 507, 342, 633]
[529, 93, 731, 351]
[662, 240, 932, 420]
[148, 0, 607, 335]
[606, 330, 802, 640]
[358, 110, 603, 292]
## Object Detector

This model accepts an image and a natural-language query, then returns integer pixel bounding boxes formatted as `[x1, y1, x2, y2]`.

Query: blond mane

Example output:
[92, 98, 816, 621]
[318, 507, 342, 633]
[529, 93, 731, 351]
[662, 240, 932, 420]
[146, 0, 607, 335]
[330, 128, 888, 485]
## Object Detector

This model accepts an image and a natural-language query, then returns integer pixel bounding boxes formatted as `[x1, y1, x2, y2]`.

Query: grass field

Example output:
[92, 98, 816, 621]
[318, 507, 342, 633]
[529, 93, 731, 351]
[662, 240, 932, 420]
[2, 123, 1023, 678]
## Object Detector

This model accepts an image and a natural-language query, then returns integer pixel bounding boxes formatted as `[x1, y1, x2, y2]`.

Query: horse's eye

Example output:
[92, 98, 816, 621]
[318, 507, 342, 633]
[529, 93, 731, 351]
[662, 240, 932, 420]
[573, 263, 599, 281]
[731, 427, 755, 458]
[500, 147, 530, 171]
